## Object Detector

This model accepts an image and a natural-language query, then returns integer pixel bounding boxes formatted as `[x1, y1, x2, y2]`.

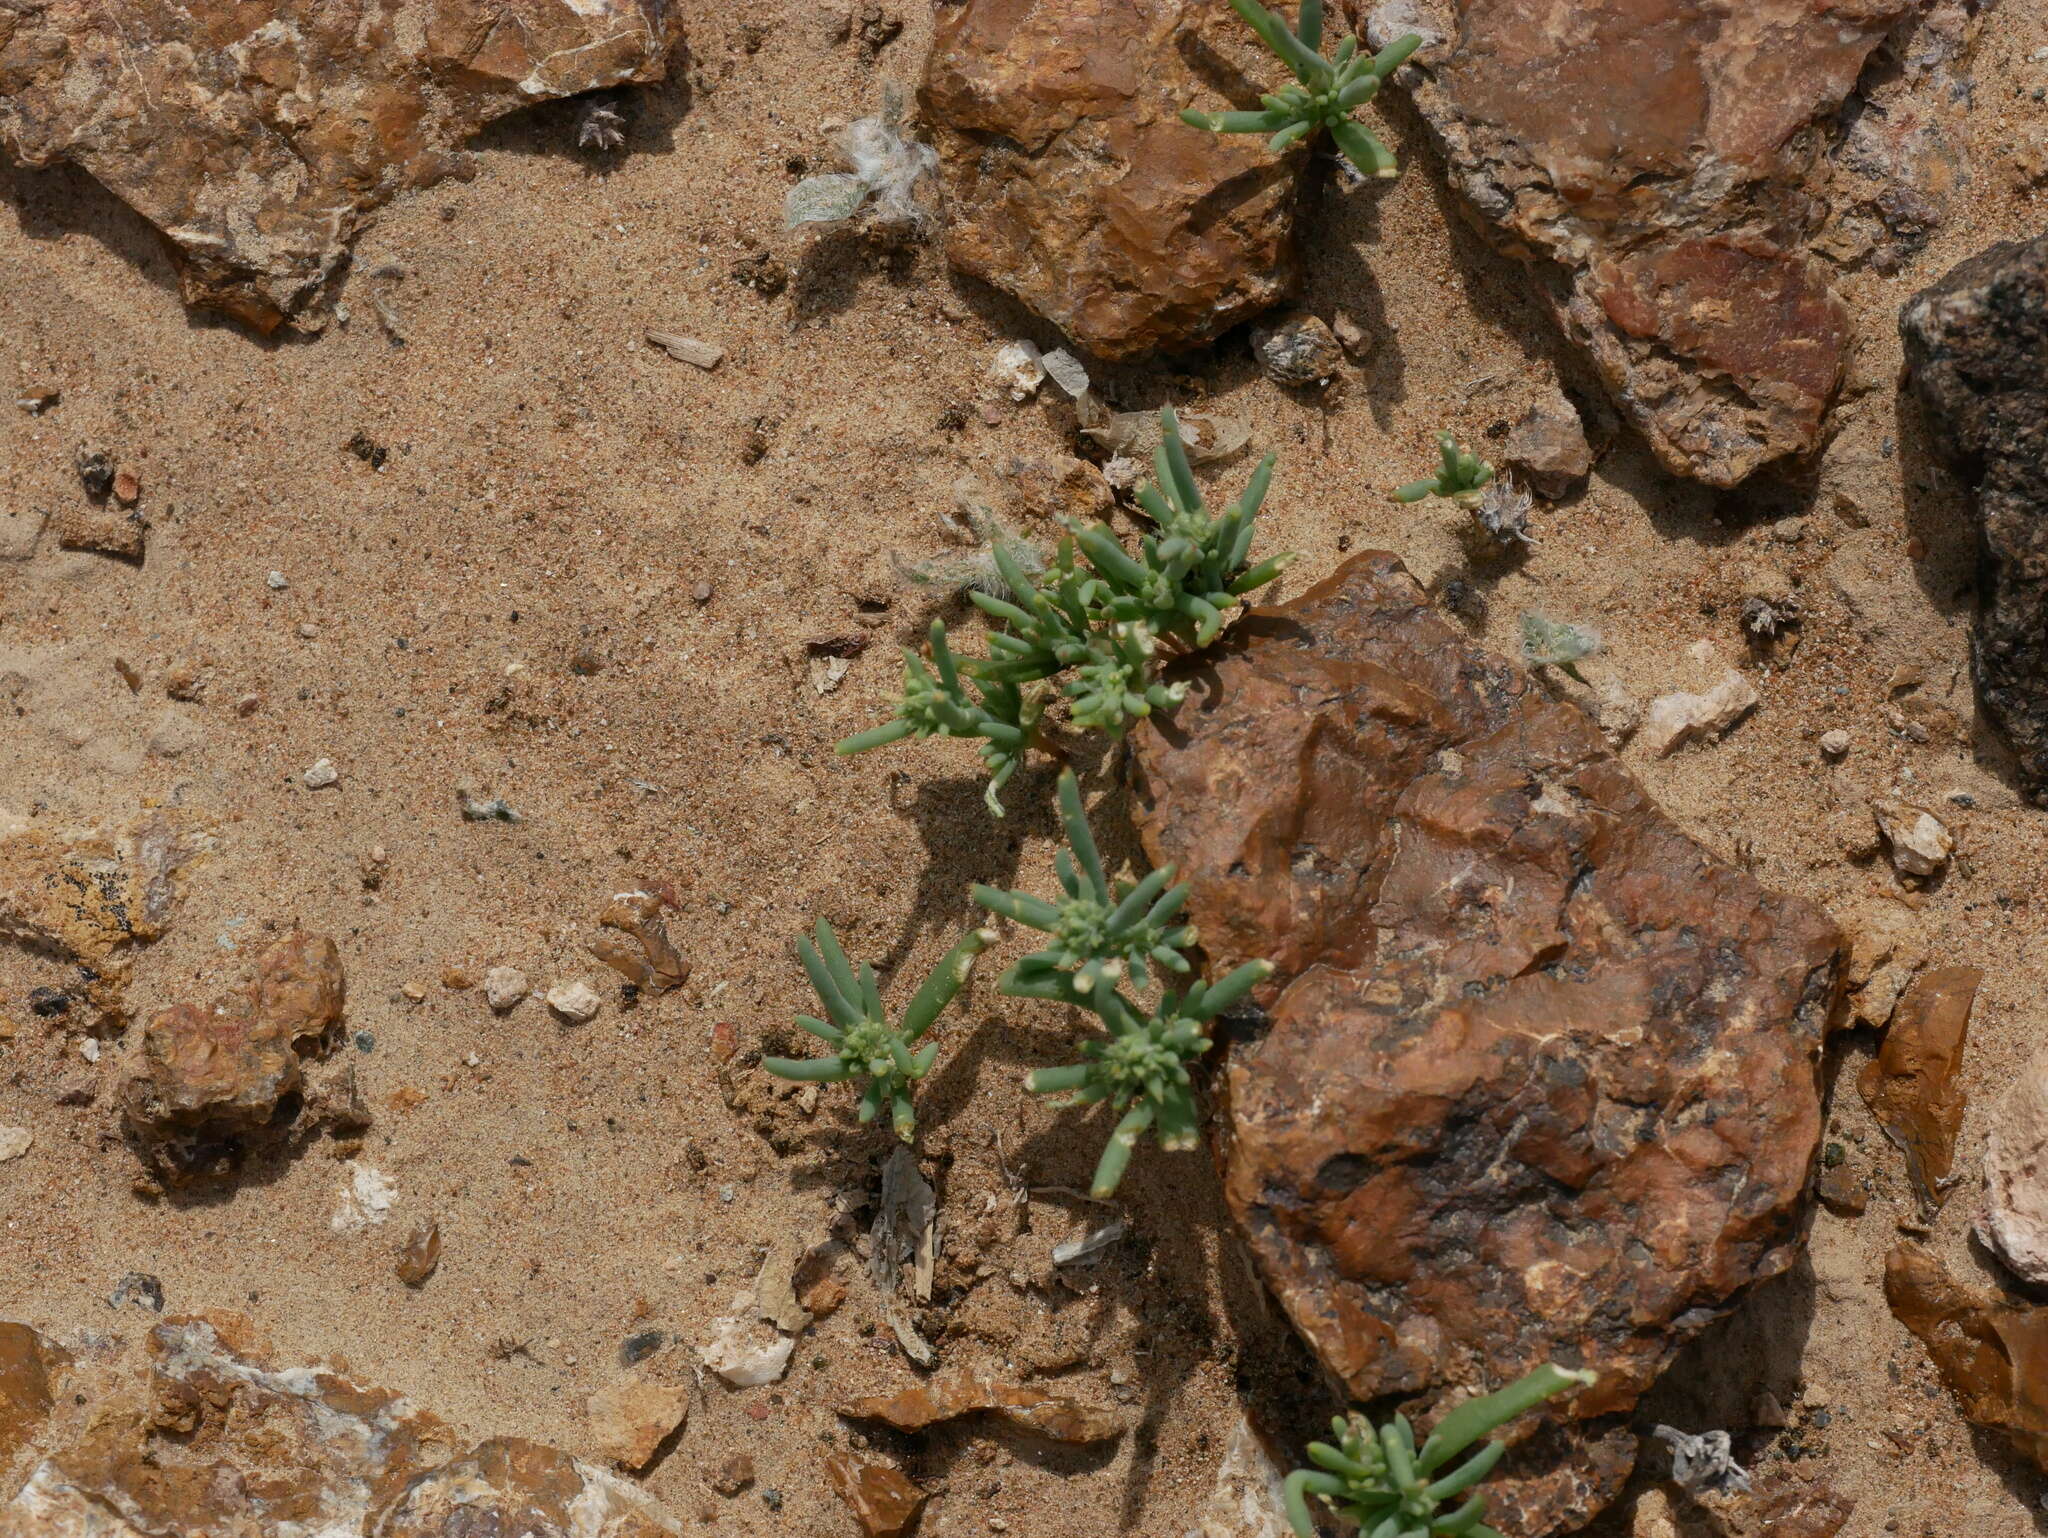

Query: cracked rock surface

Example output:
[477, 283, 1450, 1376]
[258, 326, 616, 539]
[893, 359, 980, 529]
[1377, 0, 1928, 486]
[1902, 231, 2048, 805]
[920, 0, 1307, 360]
[1132, 552, 1842, 1535]
[0, 0, 684, 331]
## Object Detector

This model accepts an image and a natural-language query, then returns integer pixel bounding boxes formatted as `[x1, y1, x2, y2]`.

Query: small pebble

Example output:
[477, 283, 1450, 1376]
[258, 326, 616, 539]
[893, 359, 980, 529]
[303, 758, 339, 789]
[692, 581, 714, 604]
[1820, 730, 1851, 759]
[485, 966, 530, 1012]
[647, 331, 725, 369]
[298, 622, 319, 640]
[113, 469, 141, 506]
[546, 980, 602, 1024]
[267, 571, 290, 590]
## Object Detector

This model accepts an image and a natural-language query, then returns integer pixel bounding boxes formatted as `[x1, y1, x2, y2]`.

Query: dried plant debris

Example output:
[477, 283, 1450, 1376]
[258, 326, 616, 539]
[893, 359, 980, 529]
[1083, 408, 1251, 465]
[456, 788, 522, 823]
[1652, 1425, 1751, 1496]
[1886, 1241, 2048, 1468]
[893, 498, 1049, 602]
[1858, 965, 1980, 1214]
[1519, 612, 1601, 684]
[646, 332, 724, 369]
[578, 99, 629, 153]
[786, 90, 936, 231]
[842, 1369, 1125, 1444]
[589, 891, 690, 993]
[869, 1145, 939, 1366]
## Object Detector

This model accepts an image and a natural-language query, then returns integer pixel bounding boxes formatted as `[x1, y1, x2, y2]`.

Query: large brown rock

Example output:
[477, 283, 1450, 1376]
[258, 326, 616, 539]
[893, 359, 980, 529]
[1901, 233, 2048, 804]
[920, 0, 1308, 361]
[120, 931, 362, 1185]
[0, 0, 683, 332]
[1132, 554, 1842, 1536]
[0, 1313, 684, 1536]
[1379, 0, 1922, 486]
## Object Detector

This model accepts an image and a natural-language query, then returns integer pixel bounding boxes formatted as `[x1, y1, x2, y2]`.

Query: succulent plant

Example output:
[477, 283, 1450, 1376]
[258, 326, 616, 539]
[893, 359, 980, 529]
[838, 619, 1045, 816]
[761, 920, 994, 1141]
[975, 769, 1196, 995]
[1181, 1, 1422, 181]
[1010, 959, 1272, 1198]
[1518, 613, 1601, 685]
[1394, 430, 1496, 508]
[841, 410, 1289, 813]
[1283, 1364, 1597, 1538]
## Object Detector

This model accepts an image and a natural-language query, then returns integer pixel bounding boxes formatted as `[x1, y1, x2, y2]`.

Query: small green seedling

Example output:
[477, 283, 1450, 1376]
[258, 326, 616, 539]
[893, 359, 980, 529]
[1181, 1, 1421, 181]
[840, 409, 1290, 813]
[1394, 431, 1495, 508]
[838, 619, 1044, 815]
[1011, 960, 1272, 1198]
[1283, 1363, 1597, 1538]
[1519, 613, 1601, 685]
[975, 769, 1196, 995]
[762, 920, 994, 1141]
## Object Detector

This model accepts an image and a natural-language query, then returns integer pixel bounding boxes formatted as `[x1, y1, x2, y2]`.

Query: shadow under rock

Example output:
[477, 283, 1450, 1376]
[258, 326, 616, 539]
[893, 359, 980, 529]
[468, 77, 689, 162]
[1894, 375, 1982, 622]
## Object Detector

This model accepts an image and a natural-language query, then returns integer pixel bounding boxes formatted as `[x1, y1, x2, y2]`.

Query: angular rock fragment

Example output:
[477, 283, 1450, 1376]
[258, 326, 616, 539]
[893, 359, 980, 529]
[1252, 313, 1345, 387]
[1132, 552, 1842, 1534]
[1638, 671, 1759, 757]
[824, 1452, 927, 1538]
[0, 0, 685, 332]
[0, 1314, 688, 1537]
[1857, 965, 1977, 1215]
[376, 1438, 684, 1537]
[1501, 389, 1593, 500]
[1387, 0, 1916, 485]
[1982, 1047, 2048, 1284]
[1886, 1242, 2048, 1470]
[843, 1369, 1124, 1444]
[1870, 800, 1953, 878]
[587, 1375, 689, 1471]
[1901, 234, 2048, 804]
[53, 504, 147, 560]
[589, 890, 690, 993]
[921, 0, 1308, 360]
[396, 1219, 443, 1286]
[0, 1324, 65, 1470]
[120, 932, 360, 1186]
[0, 808, 205, 1031]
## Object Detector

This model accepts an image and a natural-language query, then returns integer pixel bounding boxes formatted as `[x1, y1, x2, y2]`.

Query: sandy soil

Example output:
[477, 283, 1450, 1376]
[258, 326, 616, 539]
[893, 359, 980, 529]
[5, 3, 2048, 1535]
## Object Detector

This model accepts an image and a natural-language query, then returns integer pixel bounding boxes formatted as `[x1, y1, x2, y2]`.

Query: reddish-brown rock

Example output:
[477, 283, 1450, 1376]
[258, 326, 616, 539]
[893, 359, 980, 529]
[0, 1324, 65, 1475]
[920, 0, 1308, 361]
[120, 932, 361, 1185]
[1857, 965, 1978, 1215]
[0, 1314, 687, 1537]
[843, 1369, 1124, 1445]
[1886, 1242, 2048, 1470]
[1132, 553, 1842, 1535]
[1382, 0, 1922, 485]
[824, 1452, 928, 1538]
[0, 0, 684, 332]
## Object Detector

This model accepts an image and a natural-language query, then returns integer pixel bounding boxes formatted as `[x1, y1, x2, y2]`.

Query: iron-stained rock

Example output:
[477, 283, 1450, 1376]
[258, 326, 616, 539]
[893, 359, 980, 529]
[921, 0, 1308, 360]
[120, 932, 359, 1185]
[1132, 552, 1842, 1535]
[1886, 1242, 2048, 1471]
[0, 1314, 687, 1537]
[0, 0, 684, 331]
[1385, 0, 1920, 485]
